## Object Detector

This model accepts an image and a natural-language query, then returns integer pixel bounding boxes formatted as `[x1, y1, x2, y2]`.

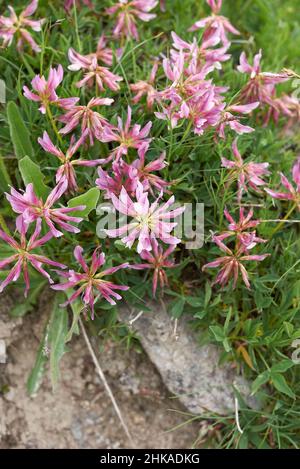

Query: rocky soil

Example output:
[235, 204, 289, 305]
[0, 290, 202, 449]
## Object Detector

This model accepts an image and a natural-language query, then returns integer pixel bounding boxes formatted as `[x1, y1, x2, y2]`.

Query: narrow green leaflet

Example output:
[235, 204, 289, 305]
[251, 371, 269, 395]
[270, 360, 295, 374]
[27, 321, 50, 396]
[170, 297, 185, 318]
[7, 101, 34, 160]
[0, 155, 11, 192]
[271, 373, 295, 399]
[19, 156, 50, 199]
[48, 294, 69, 390]
[65, 295, 82, 343]
[67, 187, 100, 218]
[210, 324, 225, 342]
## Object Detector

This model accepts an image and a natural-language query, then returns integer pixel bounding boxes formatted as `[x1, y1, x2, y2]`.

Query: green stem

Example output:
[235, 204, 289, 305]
[46, 105, 63, 145]
[180, 120, 193, 146]
[270, 203, 297, 238]
[73, 0, 82, 53]
[0, 213, 10, 235]
[167, 120, 192, 174]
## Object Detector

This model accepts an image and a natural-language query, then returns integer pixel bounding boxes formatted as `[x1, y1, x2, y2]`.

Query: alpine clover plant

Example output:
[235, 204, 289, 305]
[1, 0, 300, 448]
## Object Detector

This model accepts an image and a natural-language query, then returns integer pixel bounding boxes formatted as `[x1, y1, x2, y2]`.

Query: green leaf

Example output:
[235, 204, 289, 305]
[271, 373, 295, 399]
[27, 322, 50, 395]
[223, 338, 231, 353]
[251, 371, 269, 395]
[283, 321, 294, 337]
[238, 433, 249, 449]
[7, 101, 34, 160]
[271, 360, 294, 374]
[210, 324, 225, 342]
[67, 188, 100, 218]
[204, 281, 212, 308]
[48, 294, 68, 390]
[185, 296, 203, 307]
[224, 306, 233, 332]
[19, 156, 50, 199]
[10, 280, 46, 317]
[170, 297, 185, 318]
[65, 296, 82, 343]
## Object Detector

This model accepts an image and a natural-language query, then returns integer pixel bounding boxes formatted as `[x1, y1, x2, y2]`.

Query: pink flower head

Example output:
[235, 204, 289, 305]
[130, 61, 159, 109]
[216, 102, 259, 138]
[265, 159, 300, 211]
[52, 246, 129, 317]
[202, 238, 269, 290]
[237, 50, 289, 116]
[134, 238, 176, 296]
[23, 65, 79, 114]
[0, 218, 66, 297]
[222, 207, 266, 251]
[105, 181, 185, 253]
[132, 147, 170, 194]
[58, 97, 114, 145]
[69, 52, 122, 92]
[6, 178, 85, 238]
[68, 35, 113, 69]
[156, 50, 226, 133]
[38, 130, 106, 192]
[171, 32, 231, 73]
[184, 90, 226, 135]
[96, 159, 138, 199]
[189, 0, 240, 47]
[101, 106, 153, 161]
[221, 139, 270, 201]
[0, 0, 44, 52]
[273, 94, 300, 131]
[106, 0, 158, 41]
[64, 0, 93, 11]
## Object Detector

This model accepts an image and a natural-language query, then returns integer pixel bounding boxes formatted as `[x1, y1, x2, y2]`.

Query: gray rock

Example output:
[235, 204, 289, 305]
[0, 339, 6, 364]
[119, 304, 258, 415]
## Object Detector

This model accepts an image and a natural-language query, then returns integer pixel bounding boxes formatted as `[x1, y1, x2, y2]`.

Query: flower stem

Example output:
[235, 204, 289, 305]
[270, 203, 297, 238]
[180, 119, 193, 146]
[79, 317, 135, 447]
[95, 80, 99, 98]
[73, 0, 82, 53]
[0, 213, 10, 235]
[167, 120, 192, 175]
[46, 105, 63, 145]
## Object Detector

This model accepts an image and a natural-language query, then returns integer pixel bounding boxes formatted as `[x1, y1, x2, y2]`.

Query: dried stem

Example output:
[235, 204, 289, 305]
[79, 317, 135, 447]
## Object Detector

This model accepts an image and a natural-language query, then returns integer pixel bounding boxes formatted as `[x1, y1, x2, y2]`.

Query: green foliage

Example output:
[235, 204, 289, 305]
[7, 101, 34, 160]
[27, 294, 68, 394]
[0, 156, 11, 192]
[27, 323, 49, 396]
[19, 156, 50, 199]
[1, 0, 300, 449]
[67, 188, 100, 218]
[48, 294, 69, 390]
[9, 281, 46, 317]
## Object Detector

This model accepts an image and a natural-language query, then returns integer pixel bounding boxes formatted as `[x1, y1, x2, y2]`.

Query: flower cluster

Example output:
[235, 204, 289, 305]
[154, 25, 258, 138]
[189, 0, 240, 46]
[265, 158, 300, 211]
[0, 0, 44, 52]
[1, 0, 300, 319]
[237, 50, 290, 124]
[23, 65, 78, 114]
[106, 0, 158, 41]
[203, 208, 269, 289]
[221, 139, 270, 202]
